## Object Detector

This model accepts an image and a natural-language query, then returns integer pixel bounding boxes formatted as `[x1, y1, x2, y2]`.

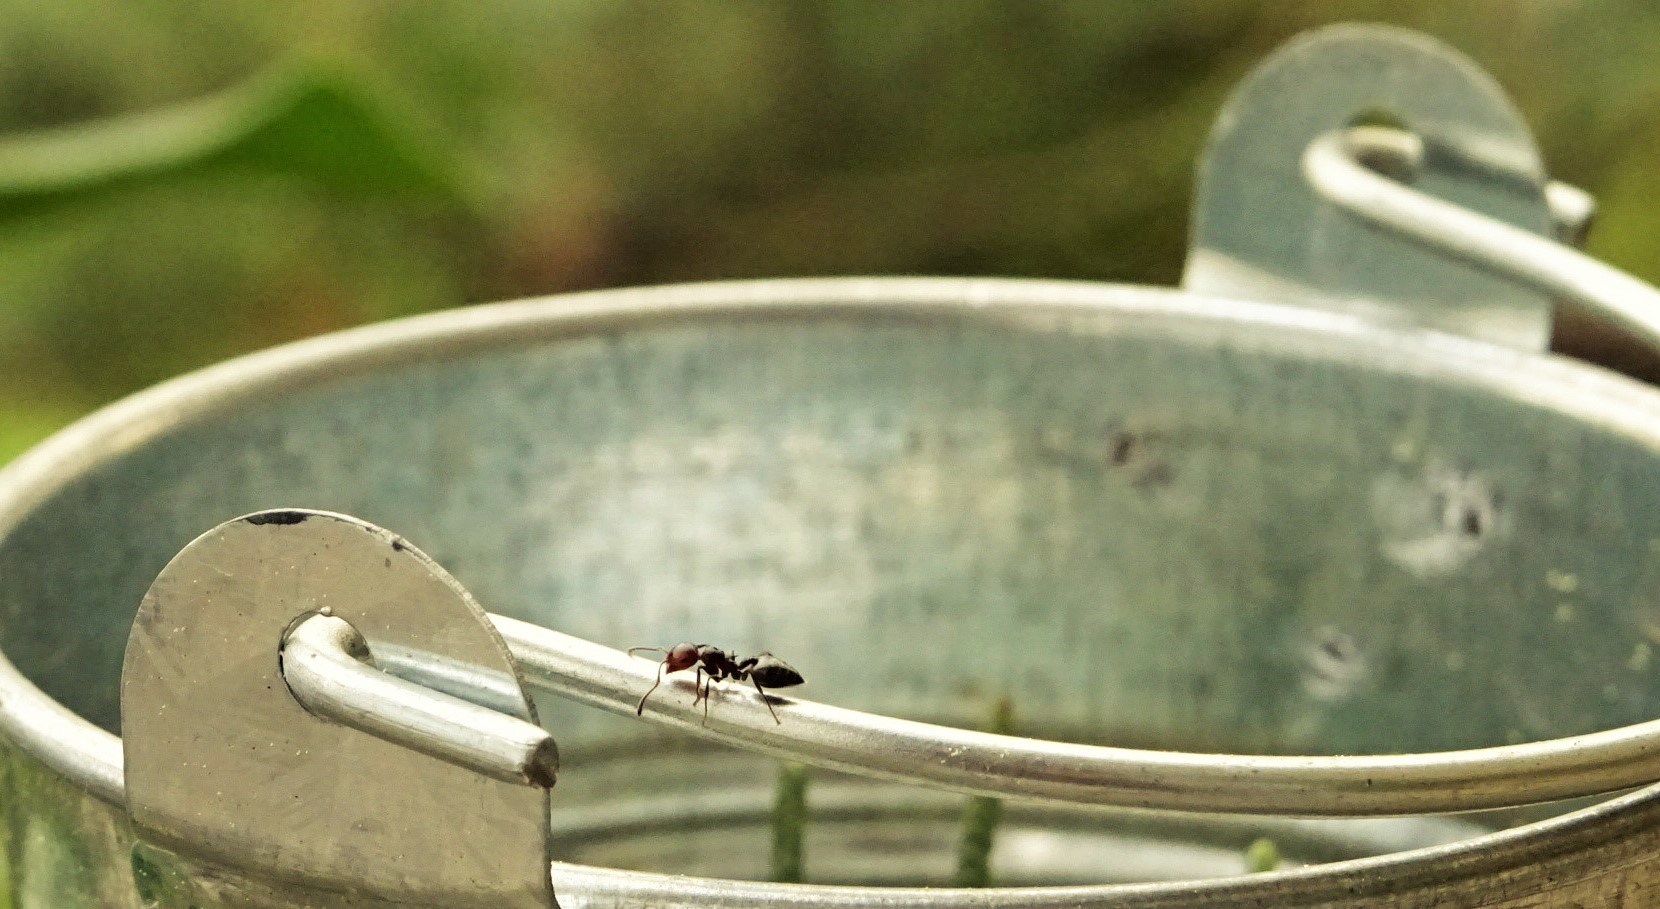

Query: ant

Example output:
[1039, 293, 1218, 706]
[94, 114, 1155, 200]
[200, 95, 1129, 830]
[628, 642, 804, 724]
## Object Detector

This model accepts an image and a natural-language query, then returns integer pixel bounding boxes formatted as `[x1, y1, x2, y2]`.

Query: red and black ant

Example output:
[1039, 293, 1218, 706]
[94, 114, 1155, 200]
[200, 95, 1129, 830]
[628, 643, 805, 724]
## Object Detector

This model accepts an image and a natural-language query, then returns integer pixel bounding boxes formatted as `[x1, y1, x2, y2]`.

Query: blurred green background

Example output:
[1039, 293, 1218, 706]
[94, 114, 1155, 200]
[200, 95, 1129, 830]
[3, 1, 1659, 464]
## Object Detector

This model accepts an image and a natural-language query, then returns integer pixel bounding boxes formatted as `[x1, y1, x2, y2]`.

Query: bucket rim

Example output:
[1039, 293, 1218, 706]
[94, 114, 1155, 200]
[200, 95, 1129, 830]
[3, 275, 1659, 903]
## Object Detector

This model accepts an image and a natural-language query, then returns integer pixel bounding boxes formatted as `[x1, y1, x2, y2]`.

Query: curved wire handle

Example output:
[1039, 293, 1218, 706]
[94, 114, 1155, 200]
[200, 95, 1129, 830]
[284, 608, 1660, 818]
[1304, 127, 1660, 354]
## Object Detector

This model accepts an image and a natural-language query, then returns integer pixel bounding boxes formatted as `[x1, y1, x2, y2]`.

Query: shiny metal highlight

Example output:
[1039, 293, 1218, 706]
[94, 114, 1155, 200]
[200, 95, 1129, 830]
[486, 615, 1660, 816]
[283, 613, 559, 788]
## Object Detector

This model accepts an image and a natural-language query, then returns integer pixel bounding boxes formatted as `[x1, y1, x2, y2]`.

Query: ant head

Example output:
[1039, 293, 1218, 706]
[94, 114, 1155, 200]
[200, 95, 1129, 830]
[665, 642, 701, 671]
[748, 653, 804, 689]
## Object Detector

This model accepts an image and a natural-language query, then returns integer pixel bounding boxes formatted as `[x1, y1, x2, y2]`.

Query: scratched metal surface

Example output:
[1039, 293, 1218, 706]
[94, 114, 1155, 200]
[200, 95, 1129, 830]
[4, 279, 1660, 905]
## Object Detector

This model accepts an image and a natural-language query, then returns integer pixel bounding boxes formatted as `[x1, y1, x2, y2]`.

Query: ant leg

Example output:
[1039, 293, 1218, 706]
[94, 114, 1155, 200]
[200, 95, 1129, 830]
[689, 666, 708, 712]
[635, 661, 667, 716]
[701, 671, 713, 726]
[752, 676, 781, 724]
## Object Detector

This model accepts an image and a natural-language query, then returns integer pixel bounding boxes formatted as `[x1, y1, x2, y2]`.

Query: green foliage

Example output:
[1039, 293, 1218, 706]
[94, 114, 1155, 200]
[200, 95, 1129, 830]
[128, 844, 194, 909]
[954, 696, 1014, 888]
[0, 400, 76, 466]
[1244, 837, 1282, 874]
[770, 763, 810, 884]
[0, 2, 1658, 463]
[0, 62, 472, 219]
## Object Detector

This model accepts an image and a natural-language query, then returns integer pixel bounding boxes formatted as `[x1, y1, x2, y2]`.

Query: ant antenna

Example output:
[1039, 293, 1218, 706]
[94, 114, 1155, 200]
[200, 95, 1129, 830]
[635, 660, 666, 716]
[627, 646, 674, 717]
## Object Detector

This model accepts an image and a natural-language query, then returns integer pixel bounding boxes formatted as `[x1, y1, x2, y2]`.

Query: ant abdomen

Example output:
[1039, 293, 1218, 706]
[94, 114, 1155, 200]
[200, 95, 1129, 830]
[747, 654, 805, 690]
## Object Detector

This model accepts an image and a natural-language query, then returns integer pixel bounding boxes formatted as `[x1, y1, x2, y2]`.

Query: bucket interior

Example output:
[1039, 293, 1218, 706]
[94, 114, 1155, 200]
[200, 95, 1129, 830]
[3, 297, 1659, 883]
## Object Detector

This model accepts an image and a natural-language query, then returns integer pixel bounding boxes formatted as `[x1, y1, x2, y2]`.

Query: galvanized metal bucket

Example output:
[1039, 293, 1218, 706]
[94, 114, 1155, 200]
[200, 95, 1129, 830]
[6, 24, 1660, 908]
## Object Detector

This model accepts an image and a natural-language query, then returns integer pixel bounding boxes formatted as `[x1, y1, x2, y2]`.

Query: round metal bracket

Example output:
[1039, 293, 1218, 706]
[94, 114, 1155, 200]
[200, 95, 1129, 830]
[120, 509, 557, 908]
[1183, 23, 1557, 350]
